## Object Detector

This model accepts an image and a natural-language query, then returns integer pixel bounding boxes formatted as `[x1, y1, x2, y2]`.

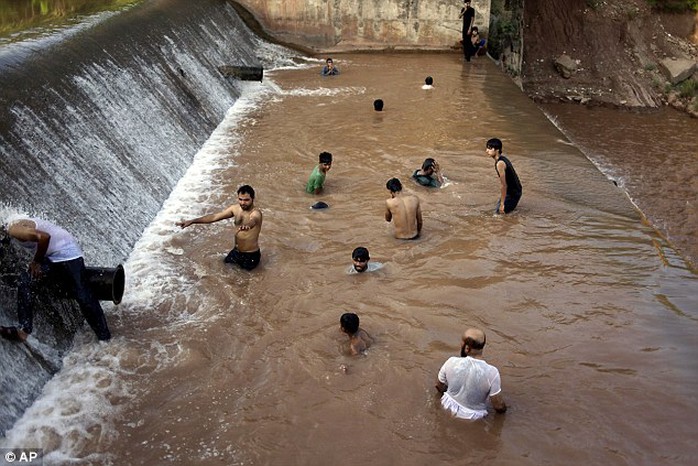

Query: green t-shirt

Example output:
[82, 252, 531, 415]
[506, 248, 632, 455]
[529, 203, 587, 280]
[306, 165, 326, 194]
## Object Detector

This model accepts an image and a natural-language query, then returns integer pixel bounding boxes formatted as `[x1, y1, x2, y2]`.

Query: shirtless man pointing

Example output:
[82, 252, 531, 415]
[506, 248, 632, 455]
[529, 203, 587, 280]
[177, 185, 263, 270]
[385, 178, 422, 240]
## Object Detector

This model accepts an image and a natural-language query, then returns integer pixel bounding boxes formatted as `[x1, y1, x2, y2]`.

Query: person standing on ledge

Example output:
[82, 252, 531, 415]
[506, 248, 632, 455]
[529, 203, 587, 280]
[177, 184, 263, 271]
[435, 327, 507, 420]
[321, 58, 339, 76]
[486, 138, 522, 214]
[459, 0, 476, 61]
[385, 178, 422, 240]
[0, 217, 111, 342]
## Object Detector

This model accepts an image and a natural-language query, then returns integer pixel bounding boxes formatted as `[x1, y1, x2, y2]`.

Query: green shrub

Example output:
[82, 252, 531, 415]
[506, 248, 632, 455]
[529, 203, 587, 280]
[646, 0, 698, 12]
[677, 79, 698, 98]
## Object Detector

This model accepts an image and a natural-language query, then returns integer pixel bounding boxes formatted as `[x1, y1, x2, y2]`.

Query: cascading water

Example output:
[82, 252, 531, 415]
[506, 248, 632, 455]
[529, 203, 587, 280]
[0, 0, 303, 434]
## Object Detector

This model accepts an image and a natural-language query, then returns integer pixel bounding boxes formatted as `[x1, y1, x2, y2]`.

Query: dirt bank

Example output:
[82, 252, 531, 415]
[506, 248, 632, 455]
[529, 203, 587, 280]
[520, 0, 697, 116]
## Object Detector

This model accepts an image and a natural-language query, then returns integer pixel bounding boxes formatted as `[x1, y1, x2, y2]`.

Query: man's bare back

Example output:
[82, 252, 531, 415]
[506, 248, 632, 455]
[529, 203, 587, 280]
[385, 193, 422, 239]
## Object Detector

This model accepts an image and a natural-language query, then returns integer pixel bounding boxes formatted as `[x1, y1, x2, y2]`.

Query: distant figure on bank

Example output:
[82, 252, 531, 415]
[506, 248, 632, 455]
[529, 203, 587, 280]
[486, 138, 522, 214]
[422, 76, 434, 90]
[435, 327, 507, 420]
[373, 99, 384, 112]
[385, 178, 422, 239]
[459, 0, 476, 61]
[177, 185, 263, 270]
[469, 27, 487, 58]
[340, 312, 374, 355]
[412, 158, 444, 188]
[0, 217, 111, 342]
[321, 57, 339, 76]
[348, 246, 384, 274]
[306, 151, 333, 194]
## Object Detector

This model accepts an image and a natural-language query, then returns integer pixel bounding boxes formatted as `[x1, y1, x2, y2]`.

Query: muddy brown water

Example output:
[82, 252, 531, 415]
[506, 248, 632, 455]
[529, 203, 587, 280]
[88, 54, 697, 465]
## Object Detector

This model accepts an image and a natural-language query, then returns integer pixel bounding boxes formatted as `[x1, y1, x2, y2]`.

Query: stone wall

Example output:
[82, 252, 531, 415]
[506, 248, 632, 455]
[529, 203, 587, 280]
[232, 0, 491, 51]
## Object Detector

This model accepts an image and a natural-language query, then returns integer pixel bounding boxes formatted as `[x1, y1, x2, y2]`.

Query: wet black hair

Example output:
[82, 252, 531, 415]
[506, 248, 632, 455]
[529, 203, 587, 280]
[319, 151, 333, 164]
[422, 158, 436, 171]
[425, 76, 433, 85]
[340, 313, 360, 334]
[373, 99, 384, 111]
[486, 138, 503, 153]
[352, 247, 370, 261]
[237, 185, 255, 198]
[386, 177, 402, 192]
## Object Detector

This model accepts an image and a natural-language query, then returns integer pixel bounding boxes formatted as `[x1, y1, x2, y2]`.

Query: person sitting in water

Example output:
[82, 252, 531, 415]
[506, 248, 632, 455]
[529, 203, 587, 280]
[321, 58, 339, 76]
[412, 158, 444, 188]
[0, 216, 111, 342]
[347, 246, 383, 274]
[340, 312, 374, 355]
[422, 76, 434, 90]
[373, 99, 384, 112]
[306, 151, 333, 194]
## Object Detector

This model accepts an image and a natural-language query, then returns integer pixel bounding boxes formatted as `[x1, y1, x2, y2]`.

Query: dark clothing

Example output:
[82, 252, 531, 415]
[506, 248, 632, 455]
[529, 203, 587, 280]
[18, 257, 111, 340]
[224, 248, 261, 270]
[461, 6, 475, 60]
[412, 169, 440, 188]
[494, 155, 523, 213]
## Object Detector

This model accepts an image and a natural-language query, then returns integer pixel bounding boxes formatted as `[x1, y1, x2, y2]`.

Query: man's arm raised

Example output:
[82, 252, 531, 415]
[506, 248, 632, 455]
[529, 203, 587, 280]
[177, 206, 235, 229]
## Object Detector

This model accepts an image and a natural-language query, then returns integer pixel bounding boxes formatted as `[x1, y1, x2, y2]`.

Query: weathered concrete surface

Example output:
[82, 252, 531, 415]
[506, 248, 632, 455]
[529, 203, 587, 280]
[233, 0, 491, 52]
[659, 57, 696, 84]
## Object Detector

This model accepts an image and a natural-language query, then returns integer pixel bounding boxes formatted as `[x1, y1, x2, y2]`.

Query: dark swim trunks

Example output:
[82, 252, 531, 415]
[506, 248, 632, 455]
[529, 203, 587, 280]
[224, 248, 261, 270]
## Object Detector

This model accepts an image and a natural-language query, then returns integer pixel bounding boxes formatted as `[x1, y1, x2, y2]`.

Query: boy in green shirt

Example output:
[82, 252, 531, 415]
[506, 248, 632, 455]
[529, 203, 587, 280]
[306, 151, 333, 194]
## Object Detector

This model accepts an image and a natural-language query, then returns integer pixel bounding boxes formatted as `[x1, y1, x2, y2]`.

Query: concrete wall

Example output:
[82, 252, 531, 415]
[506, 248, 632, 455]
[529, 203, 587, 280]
[233, 0, 491, 52]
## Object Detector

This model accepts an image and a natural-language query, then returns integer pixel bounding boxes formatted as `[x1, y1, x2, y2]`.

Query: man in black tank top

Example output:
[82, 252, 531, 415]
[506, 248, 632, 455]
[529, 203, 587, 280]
[486, 138, 522, 214]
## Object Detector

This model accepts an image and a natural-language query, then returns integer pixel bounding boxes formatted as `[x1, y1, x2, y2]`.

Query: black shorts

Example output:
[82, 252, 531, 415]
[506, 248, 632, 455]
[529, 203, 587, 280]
[224, 248, 261, 270]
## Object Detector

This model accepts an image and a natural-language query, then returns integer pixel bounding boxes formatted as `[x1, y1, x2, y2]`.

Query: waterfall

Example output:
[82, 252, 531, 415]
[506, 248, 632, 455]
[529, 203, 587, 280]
[0, 0, 301, 434]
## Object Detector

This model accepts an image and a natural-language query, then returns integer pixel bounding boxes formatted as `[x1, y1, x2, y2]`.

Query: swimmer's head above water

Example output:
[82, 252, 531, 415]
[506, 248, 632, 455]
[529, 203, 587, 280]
[351, 246, 370, 272]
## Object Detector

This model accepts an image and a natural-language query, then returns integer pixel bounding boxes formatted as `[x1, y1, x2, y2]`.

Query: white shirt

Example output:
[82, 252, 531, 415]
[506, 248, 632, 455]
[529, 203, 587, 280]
[347, 262, 384, 274]
[15, 218, 83, 263]
[437, 356, 502, 419]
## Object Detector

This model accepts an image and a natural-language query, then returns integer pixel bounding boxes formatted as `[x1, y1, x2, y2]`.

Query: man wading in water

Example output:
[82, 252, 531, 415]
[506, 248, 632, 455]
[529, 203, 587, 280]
[177, 184, 263, 270]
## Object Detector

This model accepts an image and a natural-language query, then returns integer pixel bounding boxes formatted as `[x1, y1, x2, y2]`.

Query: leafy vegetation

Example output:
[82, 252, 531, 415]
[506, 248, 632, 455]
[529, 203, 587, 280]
[677, 78, 698, 98]
[488, 0, 523, 60]
[645, 0, 698, 12]
[0, 0, 140, 40]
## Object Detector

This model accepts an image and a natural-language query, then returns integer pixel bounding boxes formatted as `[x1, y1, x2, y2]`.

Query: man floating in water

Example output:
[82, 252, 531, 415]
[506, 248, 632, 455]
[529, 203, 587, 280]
[486, 138, 522, 214]
[177, 184, 263, 271]
[0, 217, 111, 342]
[385, 178, 422, 239]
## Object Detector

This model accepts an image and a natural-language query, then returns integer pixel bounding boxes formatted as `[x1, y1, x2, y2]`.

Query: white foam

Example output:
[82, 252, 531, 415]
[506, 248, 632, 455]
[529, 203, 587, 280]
[0, 74, 284, 460]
